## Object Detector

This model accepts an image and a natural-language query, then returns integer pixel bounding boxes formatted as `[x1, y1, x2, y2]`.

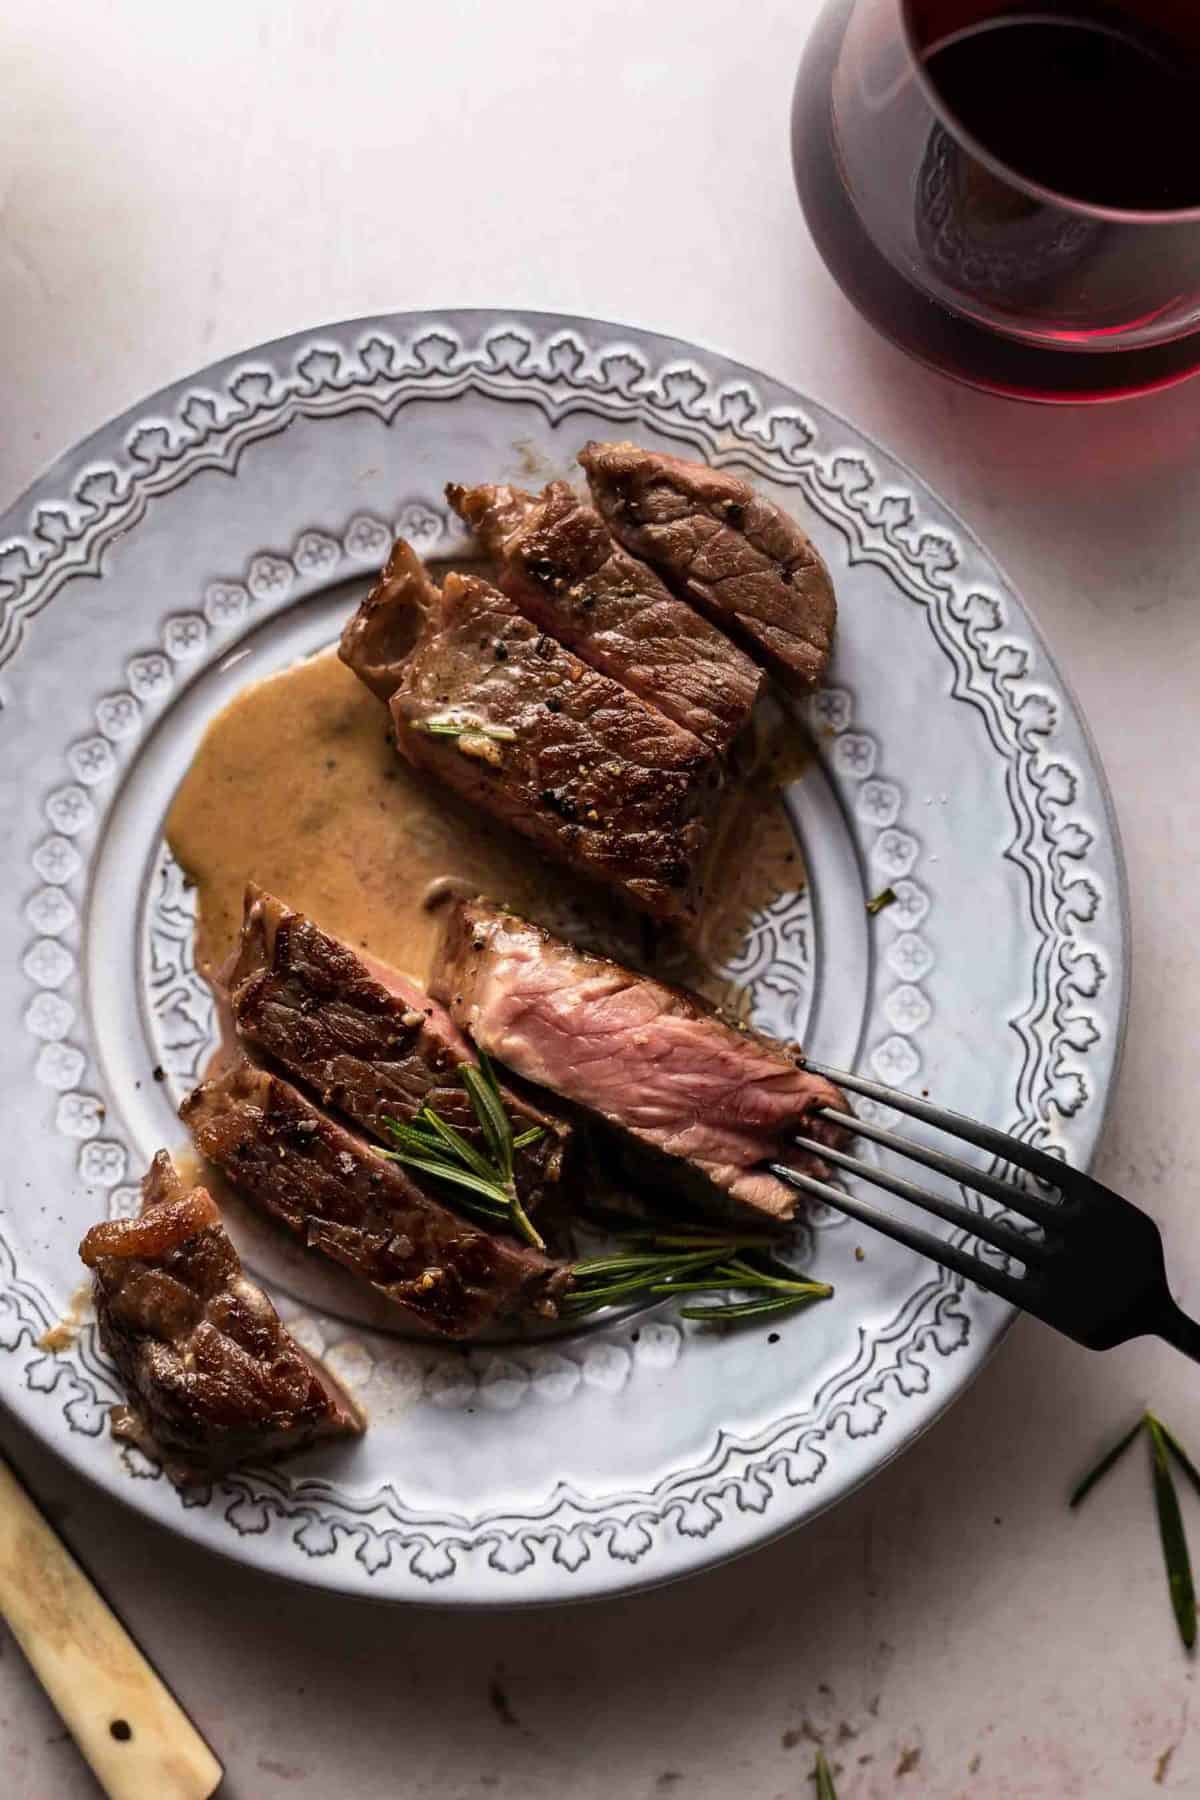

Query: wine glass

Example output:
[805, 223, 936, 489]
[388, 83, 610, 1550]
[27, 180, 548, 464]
[793, 0, 1200, 401]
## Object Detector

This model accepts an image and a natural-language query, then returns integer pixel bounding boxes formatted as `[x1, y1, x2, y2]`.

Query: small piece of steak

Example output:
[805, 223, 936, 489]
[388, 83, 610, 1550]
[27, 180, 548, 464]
[182, 1062, 568, 1337]
[446, 478, 763, 753]
[432, 898, 848, 1222]
[227, 884, 569, 1212]
[341, 545, 725, 921]
[79, 1152, 361, 1485]
[579, 441, 836, 695]
[338, 537, 440, 703]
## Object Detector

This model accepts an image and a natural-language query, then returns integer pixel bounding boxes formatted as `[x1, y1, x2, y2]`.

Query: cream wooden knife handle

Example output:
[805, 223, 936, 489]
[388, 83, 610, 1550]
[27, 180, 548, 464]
[0, 1456, 222, 1799]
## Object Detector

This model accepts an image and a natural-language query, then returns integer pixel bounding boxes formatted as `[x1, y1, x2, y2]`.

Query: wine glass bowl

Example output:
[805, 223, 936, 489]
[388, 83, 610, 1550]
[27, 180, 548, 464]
[793, 0, 1200, 400]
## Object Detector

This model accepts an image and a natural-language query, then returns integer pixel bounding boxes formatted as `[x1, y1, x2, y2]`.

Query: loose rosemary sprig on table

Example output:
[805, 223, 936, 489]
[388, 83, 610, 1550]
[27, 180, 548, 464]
[813, 1749, 838, 1800]
[565, 1227, 832, 1324]
[1071, 1410, 1200, 1651]
[381, 1051, 546, 1251]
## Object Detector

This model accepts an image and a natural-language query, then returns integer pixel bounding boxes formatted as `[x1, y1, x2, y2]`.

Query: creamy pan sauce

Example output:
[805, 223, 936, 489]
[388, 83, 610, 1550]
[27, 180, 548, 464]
[166, 644, 809, 1011]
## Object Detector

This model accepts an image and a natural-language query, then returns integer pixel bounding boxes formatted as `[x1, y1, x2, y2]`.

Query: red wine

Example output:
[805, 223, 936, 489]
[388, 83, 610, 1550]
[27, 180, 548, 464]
[792, 1, 1200, 401]
[921, 14, 1200, 214]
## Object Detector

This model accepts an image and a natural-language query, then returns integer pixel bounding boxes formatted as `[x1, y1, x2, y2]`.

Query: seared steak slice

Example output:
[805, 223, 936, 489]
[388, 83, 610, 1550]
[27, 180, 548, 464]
[227, 884, 569, 1211]
[182, 1062, 568, 1337]
[433, 898, 848, 1222]
[342, 545, 724, 921]
[579, 442, 836, 695]
[338, 537, 440, 703]
[446, 479, 763, 753]
[79, 1152, 361, 1486]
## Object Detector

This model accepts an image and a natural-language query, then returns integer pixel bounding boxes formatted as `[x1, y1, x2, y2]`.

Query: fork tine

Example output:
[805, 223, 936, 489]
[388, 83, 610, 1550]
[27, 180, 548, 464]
[770, 1164, 1031, 1306]
[792, 1135, 1051, 1265]
[815, 1107, 1065, 1230]
[803, 1061, 1072, 1190]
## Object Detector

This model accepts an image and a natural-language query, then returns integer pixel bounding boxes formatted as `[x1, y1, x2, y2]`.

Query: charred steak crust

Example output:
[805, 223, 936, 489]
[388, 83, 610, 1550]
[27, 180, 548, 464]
[79, 1151, 361, 1486]
[432, 898, 849, 1223]
[227, 884, 569, 1211]
[345, 549, 724, 921]
[338, 537, 441, 703]
[181, 1062, 568, 1338]
[446, 478, 763, 754]
[579, 441, 836, 695]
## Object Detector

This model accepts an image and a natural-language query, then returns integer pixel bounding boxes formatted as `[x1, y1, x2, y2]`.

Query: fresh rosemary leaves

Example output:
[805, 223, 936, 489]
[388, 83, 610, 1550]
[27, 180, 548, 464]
[813, 1749, 838, 1799]
[1148, 1418, 1196, 1652]
[382, 1074, 832, 1330]
[865, 886, 897, 917]
[411, 713, 517, 742]
[565, 1227, 832, 1324]
[381, 1051, 546, 1251]
[1071, 1410, 1200, 1650]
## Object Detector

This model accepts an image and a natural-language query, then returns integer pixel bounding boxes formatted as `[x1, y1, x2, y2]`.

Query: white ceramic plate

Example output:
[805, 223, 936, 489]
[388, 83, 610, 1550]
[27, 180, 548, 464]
[0, 311, 1126, 1604]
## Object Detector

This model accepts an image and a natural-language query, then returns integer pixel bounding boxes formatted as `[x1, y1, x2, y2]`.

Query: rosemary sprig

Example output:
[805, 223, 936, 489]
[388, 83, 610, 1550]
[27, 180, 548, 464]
[1149, 1417, 1197, 1651]
[411, 712, 517, 742]
[382, 1051, 545, 1251]
[1070, 1409, 1200, 1650]
[565, 1230, 833, 1326]
[813, 1748, 838, 1799]
[865, 886, 897, 917]
[1068, 1415, 1144, 1509]
[561, 1245, 738, 1314]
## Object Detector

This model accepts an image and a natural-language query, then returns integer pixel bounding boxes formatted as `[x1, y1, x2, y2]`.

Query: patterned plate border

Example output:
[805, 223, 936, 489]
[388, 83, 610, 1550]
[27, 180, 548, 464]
[1, 312, 1124, 1599]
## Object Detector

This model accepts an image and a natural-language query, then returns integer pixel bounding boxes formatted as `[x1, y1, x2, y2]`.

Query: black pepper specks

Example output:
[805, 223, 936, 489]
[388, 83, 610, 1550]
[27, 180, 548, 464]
[540, 788, 578, 822]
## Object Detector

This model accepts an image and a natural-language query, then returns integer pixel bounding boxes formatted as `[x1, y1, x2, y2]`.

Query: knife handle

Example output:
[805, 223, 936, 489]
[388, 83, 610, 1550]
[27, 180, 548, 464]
[0, 1456, 222, 1799]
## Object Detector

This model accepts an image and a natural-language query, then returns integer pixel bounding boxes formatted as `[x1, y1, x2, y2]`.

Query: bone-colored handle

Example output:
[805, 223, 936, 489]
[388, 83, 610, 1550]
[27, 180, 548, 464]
[0, 1456, 222, 1799]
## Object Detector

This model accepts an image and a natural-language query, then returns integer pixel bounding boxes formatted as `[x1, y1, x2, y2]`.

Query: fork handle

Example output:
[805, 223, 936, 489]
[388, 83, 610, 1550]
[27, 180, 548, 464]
[1156, 1300, 1200, 1365]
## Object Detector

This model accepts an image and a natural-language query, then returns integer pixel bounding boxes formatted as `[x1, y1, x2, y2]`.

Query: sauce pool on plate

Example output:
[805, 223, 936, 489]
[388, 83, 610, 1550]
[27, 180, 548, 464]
[166, 644, 810, 1010]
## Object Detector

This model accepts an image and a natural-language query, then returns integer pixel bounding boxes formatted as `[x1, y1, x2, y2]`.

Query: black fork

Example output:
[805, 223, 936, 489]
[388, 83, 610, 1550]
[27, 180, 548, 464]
[773, 1062, 1200, 1362]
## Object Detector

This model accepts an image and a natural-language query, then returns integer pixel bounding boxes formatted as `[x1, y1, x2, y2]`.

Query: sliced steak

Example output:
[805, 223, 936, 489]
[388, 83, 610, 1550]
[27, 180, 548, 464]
[433, 898, 848, 1222]
[341, 545, 724, 921]
[338, 537, 440, 703]
[446, 478, 763, 753]
[181, 1062, 568, 1337]
[227, 884, 569, 1212]
[579, 441, 836, 695]
[79, 1152, 362, 1486]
